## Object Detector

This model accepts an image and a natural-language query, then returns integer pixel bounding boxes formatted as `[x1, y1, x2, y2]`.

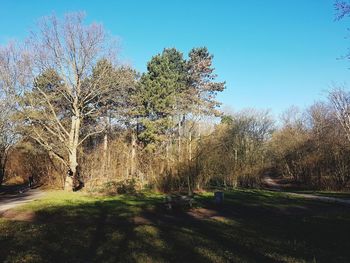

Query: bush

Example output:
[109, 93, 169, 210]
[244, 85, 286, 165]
[237, 174, 262, 188]
[115, 179, 137, 194]
[98, 179, 137, 196]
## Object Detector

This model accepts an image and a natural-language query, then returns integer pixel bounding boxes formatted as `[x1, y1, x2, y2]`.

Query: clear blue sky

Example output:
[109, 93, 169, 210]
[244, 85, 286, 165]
[1, 0, 350, 116]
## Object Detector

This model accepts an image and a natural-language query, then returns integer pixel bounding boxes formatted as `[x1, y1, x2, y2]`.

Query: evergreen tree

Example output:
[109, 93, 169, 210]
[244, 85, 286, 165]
[137, 48, 187, 149]
[187, 47, 225, 116]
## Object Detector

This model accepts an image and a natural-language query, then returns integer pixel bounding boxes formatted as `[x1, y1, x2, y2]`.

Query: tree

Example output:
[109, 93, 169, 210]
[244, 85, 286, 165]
[328, 88, 350, 143]
[184, 47, 225, 194]
[197, 109, 274, 189]
[0, 100, 16, 185]
[137, 48, 187, 150]
[89, 59, 138, 178]
[335, 1, 350, 20]
[0, 43, 23, 185]
[12, 13, 121, 190]
[187, 47, 226, 116]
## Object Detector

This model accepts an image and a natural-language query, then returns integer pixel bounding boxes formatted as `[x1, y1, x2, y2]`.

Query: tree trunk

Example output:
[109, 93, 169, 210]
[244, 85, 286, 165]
[189, 131, 192, 162]
[65, 115, 81, 191]
[178, 115, 182, 163]
[103, 132, 108, 177]
[187, 131, 193, 196]
[103, 114, 111, 179]
[0, 148, 9, 186]
[130, 130, 137, 177]
[0, 169, 4, 186]
[166, 141, 169, 170]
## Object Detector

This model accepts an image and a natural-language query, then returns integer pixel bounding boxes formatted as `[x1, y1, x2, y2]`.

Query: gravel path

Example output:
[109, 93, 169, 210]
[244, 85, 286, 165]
[0, 188, 45, 212]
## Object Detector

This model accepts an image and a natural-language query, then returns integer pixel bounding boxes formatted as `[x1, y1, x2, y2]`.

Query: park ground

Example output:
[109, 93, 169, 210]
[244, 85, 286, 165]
[0, 188, 350, 263]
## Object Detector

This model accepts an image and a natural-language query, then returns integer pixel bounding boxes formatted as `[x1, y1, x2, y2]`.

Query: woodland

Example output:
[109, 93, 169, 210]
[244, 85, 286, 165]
[0, 12, 349, 194]
[1, 3, 350, 263]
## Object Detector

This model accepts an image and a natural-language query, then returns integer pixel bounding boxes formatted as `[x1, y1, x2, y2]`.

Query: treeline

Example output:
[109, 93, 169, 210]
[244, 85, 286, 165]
[270, 94, 350, 190]
[208, 95, 350, 191]
[0, 13, 225, 193]
[0, 13, 350, 193]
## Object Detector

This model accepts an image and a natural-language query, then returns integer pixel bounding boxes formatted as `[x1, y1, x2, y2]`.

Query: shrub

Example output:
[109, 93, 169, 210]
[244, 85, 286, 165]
[97, 179, 137, 196]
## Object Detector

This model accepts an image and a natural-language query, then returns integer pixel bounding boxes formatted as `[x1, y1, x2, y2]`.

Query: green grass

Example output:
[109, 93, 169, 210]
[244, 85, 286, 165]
[1, 189, 350, 263]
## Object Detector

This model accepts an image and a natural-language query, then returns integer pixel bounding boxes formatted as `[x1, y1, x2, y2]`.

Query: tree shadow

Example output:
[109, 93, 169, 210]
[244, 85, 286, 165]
[0, 191, 350, 262]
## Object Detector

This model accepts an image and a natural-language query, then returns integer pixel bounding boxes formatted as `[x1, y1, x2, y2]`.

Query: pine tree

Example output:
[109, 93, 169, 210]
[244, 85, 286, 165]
[137, 48, 187, 149]
[187, 47, 225, 116]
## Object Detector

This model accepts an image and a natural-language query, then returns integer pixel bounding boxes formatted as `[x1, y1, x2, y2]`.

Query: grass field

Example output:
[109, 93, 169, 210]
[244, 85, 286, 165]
[0, 189, 350, 263]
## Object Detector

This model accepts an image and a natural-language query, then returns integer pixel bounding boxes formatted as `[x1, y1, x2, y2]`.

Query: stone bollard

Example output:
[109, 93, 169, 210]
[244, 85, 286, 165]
[165, 195, 172, 209]
[214, 191, 224, 204]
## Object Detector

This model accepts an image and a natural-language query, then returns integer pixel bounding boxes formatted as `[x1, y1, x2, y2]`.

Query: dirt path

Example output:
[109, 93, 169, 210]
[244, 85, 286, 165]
[286, 192, 350, 205]
[0, 187, 45, 213]
[263, 175, 350, 205]
[263, 176, 282, 191]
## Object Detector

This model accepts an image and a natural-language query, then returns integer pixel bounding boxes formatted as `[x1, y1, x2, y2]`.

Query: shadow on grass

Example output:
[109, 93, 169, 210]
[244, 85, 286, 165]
[1, 190, 350, 262]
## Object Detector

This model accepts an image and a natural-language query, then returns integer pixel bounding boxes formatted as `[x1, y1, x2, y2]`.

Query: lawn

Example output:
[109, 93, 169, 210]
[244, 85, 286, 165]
[0, 189, 350, 263]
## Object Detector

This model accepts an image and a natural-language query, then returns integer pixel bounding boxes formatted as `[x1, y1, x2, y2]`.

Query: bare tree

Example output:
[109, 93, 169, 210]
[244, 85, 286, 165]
[328, 87, 350, 143]
[0, 100, 17, 185]
[10, 13, 120, 190]
[0, 43, 23, 185]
